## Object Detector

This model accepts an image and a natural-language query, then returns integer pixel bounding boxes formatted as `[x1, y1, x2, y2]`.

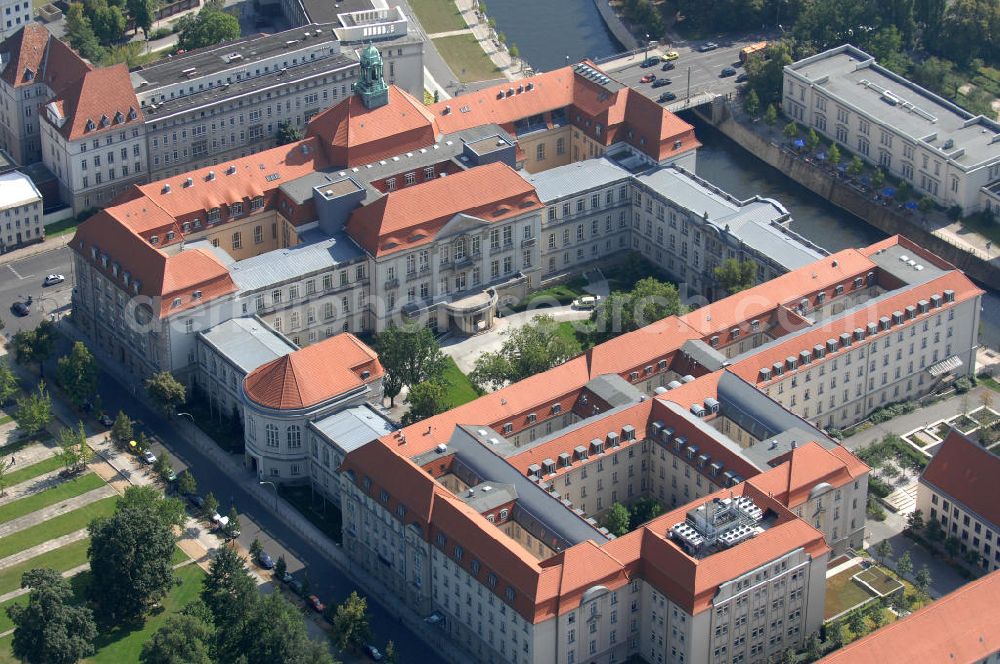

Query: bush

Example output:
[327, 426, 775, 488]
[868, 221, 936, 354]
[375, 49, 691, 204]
[148, 27, 172, 40]
[867, 496, 887, 521]
[954, 376, 973, 394]
[868, 400, 916, 424]
[858, 434, 928, 471]
[868, 476, 892, 498]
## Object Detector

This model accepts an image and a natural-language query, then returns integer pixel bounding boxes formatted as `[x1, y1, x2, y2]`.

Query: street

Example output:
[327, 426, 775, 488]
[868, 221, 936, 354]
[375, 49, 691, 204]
[0, 246, 73, 336]
[70, 352, 441, 662]
[603, 37, 762, 109]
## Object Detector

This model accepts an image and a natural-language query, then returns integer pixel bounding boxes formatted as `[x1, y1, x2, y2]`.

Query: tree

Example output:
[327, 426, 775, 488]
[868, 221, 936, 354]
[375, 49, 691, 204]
[0, 457, 11, 497]
[847, 155, 865, 177]
[806, 128, 820, 151]
[7, 568, 97, 664]
[373, 324, 447, 406]
[628, 497, 663, 530]
[64, 3, 106, 62]
[176, 2, 241, 51]
[331, 591, 372, 652]
[88, 497, 178, 623]
[154, 451, 172, 478]
[830, 621, 848, 647]
[805, 632, 820, 661]
[470, 315, 580, 390]
[110, 410, 134, 449]
[743, 88, 761, 118]
[229, 592, 335, 664]
[384, 640, 397, 664]
[125, 0, 156, 36]
[906, 509, 924, 532]
[274, 554, 287, 580]
[14, 382, 52, 438]
[744, 41, 793, 106]
[145, 371, 186, 416]
[602, 502, 631, 537]
[828, 143, 842, 166]
[140, 613, 214, 664]
[509, 43, 520, 69]
[0, 358, 19, 405]
[177, 470, 197, 496]
[57, 342, 98, 409]
[875, 538, 893, 564]
[401, 380, 448, 425]
[119, 485, 186, 530]
[590, 278, 683, 343]
[763, 103, 778, 126]
[866, 601, 886, 628]
[872, 168, 885, 190]
[847, 609, 866, 636]
[88, 0, 127, 45]
[918, 195, 934, 213]
[58, 422, 90, 473]
[202, 545, 258, 632]
[944, 535, 961, 557]
[914, 565, 932, 597]
[225, 505, 241, 538]
[203, 492, 219, 519]
[10, 320, 56, 375]
[895, 550, 913, 578]
[962, 548, 982, 567]
[925, 516, 945, 542]
[713, 258, 757, 294]
[783, 121, 799, 139]
[276, 122, 302, 146]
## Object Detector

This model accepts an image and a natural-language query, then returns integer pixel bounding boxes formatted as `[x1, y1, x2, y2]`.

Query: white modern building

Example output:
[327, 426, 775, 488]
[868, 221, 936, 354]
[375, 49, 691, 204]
[784, 44, 1000, 215]
[0, 168, 41, 252]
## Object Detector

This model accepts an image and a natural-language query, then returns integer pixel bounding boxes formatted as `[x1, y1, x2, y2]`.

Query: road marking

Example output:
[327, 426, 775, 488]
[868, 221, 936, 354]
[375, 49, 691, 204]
[5, 264, 35, 280]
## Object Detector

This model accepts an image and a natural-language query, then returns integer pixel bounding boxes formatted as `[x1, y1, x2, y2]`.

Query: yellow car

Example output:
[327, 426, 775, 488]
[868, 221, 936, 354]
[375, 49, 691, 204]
[663, 50, 679, 61]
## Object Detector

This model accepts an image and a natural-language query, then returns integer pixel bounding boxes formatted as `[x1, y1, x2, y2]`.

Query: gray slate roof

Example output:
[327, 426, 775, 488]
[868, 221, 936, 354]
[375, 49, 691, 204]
[198, 317, 296, 374]
[525, 158, 632, 202]
[228, 229, 364, 292]
[310, 404, 396, 454]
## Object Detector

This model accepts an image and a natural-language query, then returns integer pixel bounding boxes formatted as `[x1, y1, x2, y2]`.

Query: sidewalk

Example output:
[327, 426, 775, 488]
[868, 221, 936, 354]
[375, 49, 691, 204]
[0, 234, 71, 267]
[0, 485, 116, 539]
[455, 0, 522, 81]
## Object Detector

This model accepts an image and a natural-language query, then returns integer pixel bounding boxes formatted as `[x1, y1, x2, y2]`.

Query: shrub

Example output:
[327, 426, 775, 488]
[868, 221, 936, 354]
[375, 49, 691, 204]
[868, 476, 892, 498]
[954, 376, 973, 394]
[867, 496, 887, 521]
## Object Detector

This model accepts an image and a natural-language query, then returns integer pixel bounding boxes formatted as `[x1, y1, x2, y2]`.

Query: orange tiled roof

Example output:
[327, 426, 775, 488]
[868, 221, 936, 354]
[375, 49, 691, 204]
[921, 429, 1000, 528]
[47, 65, 143, 141]
[345, 161, 543, 256]
[818, 569, 1000, 664]
[0, 24, 91, 90]
[747, 441, 870, 508]
[243, 333, 382, 410]
[307, 85, 439, 167]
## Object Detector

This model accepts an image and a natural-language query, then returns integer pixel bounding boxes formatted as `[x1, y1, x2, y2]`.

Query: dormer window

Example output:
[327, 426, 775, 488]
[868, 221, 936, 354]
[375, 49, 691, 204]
[150, 235, 159, 245]
[100, 115, 109, 127]
[86, 119, 96, 132]
[127, 107, 137, 120]
[114, 111, 124, 124]
[192, 290, 203, 300]
[24, 68, 34, 81]
[172, 297, 182, 308]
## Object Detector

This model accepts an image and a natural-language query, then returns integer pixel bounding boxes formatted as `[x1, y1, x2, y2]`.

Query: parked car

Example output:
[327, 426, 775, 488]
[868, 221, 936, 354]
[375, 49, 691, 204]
[188, 494, 205, 509]
[660, 62, 675, 71]
[257, 550, 275, 569]
[736, 72, 749, 83]
[163, 467, 178, 482]
[652, 78, 672, 88]
[657, 91, 678, 103]
[698, 41, 719, 52]
[43, 274, 65, 286]
[663, 50, 679, 61]
[288, 578, 304, 595]
[720, 66, 737, 77]
[572, 295, 600, 310]
[639, 73, 655, 84]
[364, 645, 384, 662]
[306, 595, 326, 613]
[141, 449, 157, 464]
[10, 302, 29, 317]
[98, 413, 114, 427]
[639, 56, 660, 68]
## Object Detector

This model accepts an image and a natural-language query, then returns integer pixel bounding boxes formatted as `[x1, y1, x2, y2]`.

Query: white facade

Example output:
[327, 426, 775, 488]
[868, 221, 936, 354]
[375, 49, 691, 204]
[784, 45, 1000, 214]
[0, 169, 41, 251]
[0, 0, 30, 44]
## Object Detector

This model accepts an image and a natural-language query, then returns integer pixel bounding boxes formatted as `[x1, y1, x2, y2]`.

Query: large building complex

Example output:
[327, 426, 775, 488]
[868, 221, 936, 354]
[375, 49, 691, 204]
[917, 428, 1000, 573]
[784, 44, 1000, 215]
[0, 9, 423, 212]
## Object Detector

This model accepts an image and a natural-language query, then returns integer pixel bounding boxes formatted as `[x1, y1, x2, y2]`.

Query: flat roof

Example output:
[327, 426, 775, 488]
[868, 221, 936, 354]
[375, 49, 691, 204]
[228, 229, 364, 292]
[301, 0, 376, 25]
[311, 404, 396, 453]
[787, 45, 1000, 170]
[0, 171, 42, 209]
[525, 157, 631, 202]
[198, 317, 296, 374]
[867, 242, 948, 286]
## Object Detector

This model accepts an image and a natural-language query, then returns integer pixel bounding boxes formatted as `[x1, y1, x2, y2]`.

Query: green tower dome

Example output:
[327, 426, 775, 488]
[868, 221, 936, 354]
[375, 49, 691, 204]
[355, 42, 389, 110]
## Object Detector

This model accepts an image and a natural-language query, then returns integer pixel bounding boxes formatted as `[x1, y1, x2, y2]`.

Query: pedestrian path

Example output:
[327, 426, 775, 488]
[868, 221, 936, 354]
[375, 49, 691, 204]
[426, 28, 473, 38]
[0, 563, 89, 605]
[454, 0, 521, 81]
[0, 527, 89, 571]
[0, 468, 68, 507]
[2, 439, 59, 467]
[0, 485, 117, 538]
[883, 481, 918, 515]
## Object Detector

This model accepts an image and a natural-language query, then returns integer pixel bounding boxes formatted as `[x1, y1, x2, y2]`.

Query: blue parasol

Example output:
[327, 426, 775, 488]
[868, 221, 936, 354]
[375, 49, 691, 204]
[793, 138, 805, 148]
[905, 201, 918, 210]
[882, 187, 896, 197]
[815, 151, 826, 160]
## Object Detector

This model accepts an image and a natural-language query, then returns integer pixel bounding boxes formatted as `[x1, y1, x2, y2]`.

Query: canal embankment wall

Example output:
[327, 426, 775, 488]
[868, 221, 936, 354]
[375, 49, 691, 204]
[697, 103, 1000, 290]
[591, 0, 639, 51]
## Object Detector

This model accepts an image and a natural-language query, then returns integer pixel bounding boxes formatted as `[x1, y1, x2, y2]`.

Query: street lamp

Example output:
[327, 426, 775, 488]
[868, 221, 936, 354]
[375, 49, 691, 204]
[644, 33, 650, 62]
[260, 481, 279, 510]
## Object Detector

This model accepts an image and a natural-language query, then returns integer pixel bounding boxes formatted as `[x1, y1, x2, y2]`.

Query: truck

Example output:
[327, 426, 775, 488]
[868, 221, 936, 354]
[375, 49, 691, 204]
[740, 42, 768, 63]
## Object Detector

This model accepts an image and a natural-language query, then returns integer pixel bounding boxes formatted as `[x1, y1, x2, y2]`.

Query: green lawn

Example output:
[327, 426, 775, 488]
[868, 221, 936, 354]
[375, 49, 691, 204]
[0, 473, 106, 525]
[0, 595, 26, 634]
[0, 538, 91, 596]
[409, 0, 467, 33]
[433, 34, 503, 83]
[170, 546, 190, 566]
[0, 497, 117, 560]
[0, 415, 12, 426]
[824, 567, 878, 620]
[0, 454, 64, 488]
[440, 356, 479, 409]
[513, 277, 588, 312]
[555, 321, 593, 352]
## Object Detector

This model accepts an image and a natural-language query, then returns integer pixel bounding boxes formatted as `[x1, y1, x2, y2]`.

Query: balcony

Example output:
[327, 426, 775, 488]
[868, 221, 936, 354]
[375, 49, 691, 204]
[521, 237, 536, 248]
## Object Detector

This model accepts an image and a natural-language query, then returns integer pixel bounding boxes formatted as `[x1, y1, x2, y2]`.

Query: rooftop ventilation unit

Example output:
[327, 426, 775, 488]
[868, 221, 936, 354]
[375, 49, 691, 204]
[183, 177, 193, 187]
[162, 184, 171, 194]
[226, 165, 237, 175]
[206, 171, 215, 181]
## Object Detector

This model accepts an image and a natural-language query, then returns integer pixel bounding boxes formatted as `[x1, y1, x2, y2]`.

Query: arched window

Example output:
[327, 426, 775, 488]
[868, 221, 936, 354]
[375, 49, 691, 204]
[247, 417, 256, 441]
[287, 425, 302, 449]
[265, 423, 278, 448]
[499, 509, 509, 521]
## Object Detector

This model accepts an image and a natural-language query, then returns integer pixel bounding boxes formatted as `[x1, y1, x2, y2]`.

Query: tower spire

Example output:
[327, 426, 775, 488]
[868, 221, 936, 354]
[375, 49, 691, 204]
[356, 42, 389, 109]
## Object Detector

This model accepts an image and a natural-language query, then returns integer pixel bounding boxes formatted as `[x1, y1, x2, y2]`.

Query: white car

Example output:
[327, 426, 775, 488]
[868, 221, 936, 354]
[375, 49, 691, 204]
[43, 274, 65, 286]
[141, 449, 157, 464]
[572, 295, 600, 310]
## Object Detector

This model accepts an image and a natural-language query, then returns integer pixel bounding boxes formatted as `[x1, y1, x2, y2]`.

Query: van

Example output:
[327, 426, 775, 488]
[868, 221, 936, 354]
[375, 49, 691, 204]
[573, 295, 600, 310]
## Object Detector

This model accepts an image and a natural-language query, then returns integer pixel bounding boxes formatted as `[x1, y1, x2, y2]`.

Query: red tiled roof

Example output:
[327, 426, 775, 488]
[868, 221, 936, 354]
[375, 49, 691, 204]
[307, 85, 439, 167]
[243, 333, 382, 410]
[921, 429, 1000, 528]
[0, 24, 91, 91]
[47, 65, 143, 141]
[818, 569, 1000, 664]
[345, 161, 543, 256]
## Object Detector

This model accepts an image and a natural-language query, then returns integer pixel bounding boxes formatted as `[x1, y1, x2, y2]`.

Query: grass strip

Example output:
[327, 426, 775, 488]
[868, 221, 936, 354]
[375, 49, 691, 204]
[0, 538, 91, 596]
[0, 496, 117, 560]
[0, 473, 106, 525]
